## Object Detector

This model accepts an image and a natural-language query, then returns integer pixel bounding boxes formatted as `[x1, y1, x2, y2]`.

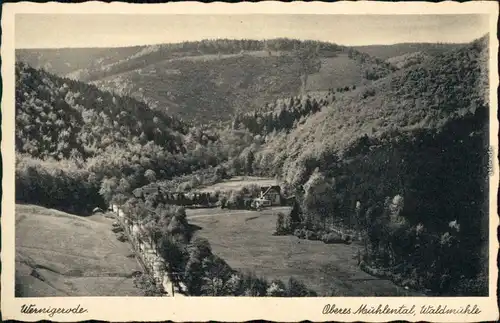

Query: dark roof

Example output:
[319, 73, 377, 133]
[260, 185, 280, 193]
[260, 185, 280, 190]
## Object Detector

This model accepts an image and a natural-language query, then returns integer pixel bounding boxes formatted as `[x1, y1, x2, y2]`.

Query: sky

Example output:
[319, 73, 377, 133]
[15, 14, 490, 49]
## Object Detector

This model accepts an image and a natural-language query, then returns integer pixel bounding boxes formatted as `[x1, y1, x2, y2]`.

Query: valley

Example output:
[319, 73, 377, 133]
[14, 35, 490, 297]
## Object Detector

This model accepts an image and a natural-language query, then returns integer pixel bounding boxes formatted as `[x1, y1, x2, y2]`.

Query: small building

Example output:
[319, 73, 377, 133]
[252, 185, 281, 208]
[260, 185, 281, 206]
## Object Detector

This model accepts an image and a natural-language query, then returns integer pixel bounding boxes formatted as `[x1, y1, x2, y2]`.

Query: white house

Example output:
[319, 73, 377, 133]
[260, 185, 281, 206]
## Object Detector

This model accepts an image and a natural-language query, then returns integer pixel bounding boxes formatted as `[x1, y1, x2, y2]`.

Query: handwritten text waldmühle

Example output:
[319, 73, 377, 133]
[323, 303, 481, 316]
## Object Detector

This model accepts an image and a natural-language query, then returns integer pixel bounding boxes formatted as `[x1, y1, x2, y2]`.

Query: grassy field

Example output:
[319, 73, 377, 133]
[187, 206, 421, 296]
[15, 204, 144, 297]
[197, 176, 279, 193]
[306, 54, 364, 91]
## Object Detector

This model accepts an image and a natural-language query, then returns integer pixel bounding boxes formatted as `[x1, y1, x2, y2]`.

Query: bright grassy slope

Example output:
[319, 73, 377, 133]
[197, 176, 279, 192]
[306, 54, 364, 91]
[15, 204, 143, 297]
[187, 207, 420, 296]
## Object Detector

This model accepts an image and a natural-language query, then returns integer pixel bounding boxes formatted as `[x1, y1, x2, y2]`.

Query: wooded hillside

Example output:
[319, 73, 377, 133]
[15, 63, 230, 214]
[238, 35, 489, 296]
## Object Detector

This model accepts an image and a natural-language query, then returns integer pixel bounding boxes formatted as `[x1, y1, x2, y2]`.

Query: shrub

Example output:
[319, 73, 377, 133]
[294, 228, 306, 239]
[362, 88, 376, 99]
[305, 230, 318, 240]
[133, 273, 164, 296]
[286, 277, 316, 296]
[321, 232, 343, 244]
[451, 274, 488, 296]
[218, 195, 228, 209]
[116, 232, 128, 242]
[266, 280, 287, 296]
[274, 212, 287, 235]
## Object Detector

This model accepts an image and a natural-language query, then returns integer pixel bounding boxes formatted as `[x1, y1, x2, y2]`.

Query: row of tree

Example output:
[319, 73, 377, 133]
[119, 196, 317, 296]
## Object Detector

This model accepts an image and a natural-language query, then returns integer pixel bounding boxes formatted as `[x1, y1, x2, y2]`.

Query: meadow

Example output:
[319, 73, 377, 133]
[197, 176, 280, 193]
[187, 206, 419, 296]
[15, 204, 144, 297]
[306, 54, 364, 91]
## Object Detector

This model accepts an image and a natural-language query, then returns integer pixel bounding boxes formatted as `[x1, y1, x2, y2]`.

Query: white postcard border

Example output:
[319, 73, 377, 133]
[2, 1, 499, 322]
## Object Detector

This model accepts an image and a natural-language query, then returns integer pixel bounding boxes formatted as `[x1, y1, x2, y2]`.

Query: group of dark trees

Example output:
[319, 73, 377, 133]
[15, 154, 106, 215]
[232, 95, 329, 136]
[273, 108, 488, 295]
[135, 187, 220, 208]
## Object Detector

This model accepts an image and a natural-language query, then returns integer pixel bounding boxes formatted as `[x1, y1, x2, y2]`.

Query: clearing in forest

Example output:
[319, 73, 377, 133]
[198, 176, 279, 193]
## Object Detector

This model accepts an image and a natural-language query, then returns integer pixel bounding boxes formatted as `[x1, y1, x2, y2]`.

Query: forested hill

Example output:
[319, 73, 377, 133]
[251, 36, 488, 169]
[15, 62, 228, 214]
[16, 62, 189, 161]
[86, 39, 396, 124]
[240, 35, 489, 295]
[16, 39, 397, 124]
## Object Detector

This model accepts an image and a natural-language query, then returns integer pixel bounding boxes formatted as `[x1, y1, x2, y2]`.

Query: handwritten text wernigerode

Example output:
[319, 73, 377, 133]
[21, 304, 88, 317]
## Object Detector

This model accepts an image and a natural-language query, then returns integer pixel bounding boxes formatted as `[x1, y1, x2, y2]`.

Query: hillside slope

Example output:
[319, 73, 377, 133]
[247, 35, 489, 295]
[15, 46, 146, 76]
[16, 62, 189, 160]
[267, 37, 488, 163]
[353, 42, 463, 60]
[15, 63, 225, 215]
[17, 39, 395, 124]
[15, 204, 144, 297]
[87, 40, 394, 124]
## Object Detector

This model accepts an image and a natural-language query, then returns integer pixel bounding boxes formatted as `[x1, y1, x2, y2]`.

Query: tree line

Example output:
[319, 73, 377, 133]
[119, 196, 317, 296]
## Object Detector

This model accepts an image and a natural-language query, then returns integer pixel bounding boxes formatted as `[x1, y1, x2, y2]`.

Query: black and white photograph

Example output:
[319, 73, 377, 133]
[1, 1, 499, 322]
